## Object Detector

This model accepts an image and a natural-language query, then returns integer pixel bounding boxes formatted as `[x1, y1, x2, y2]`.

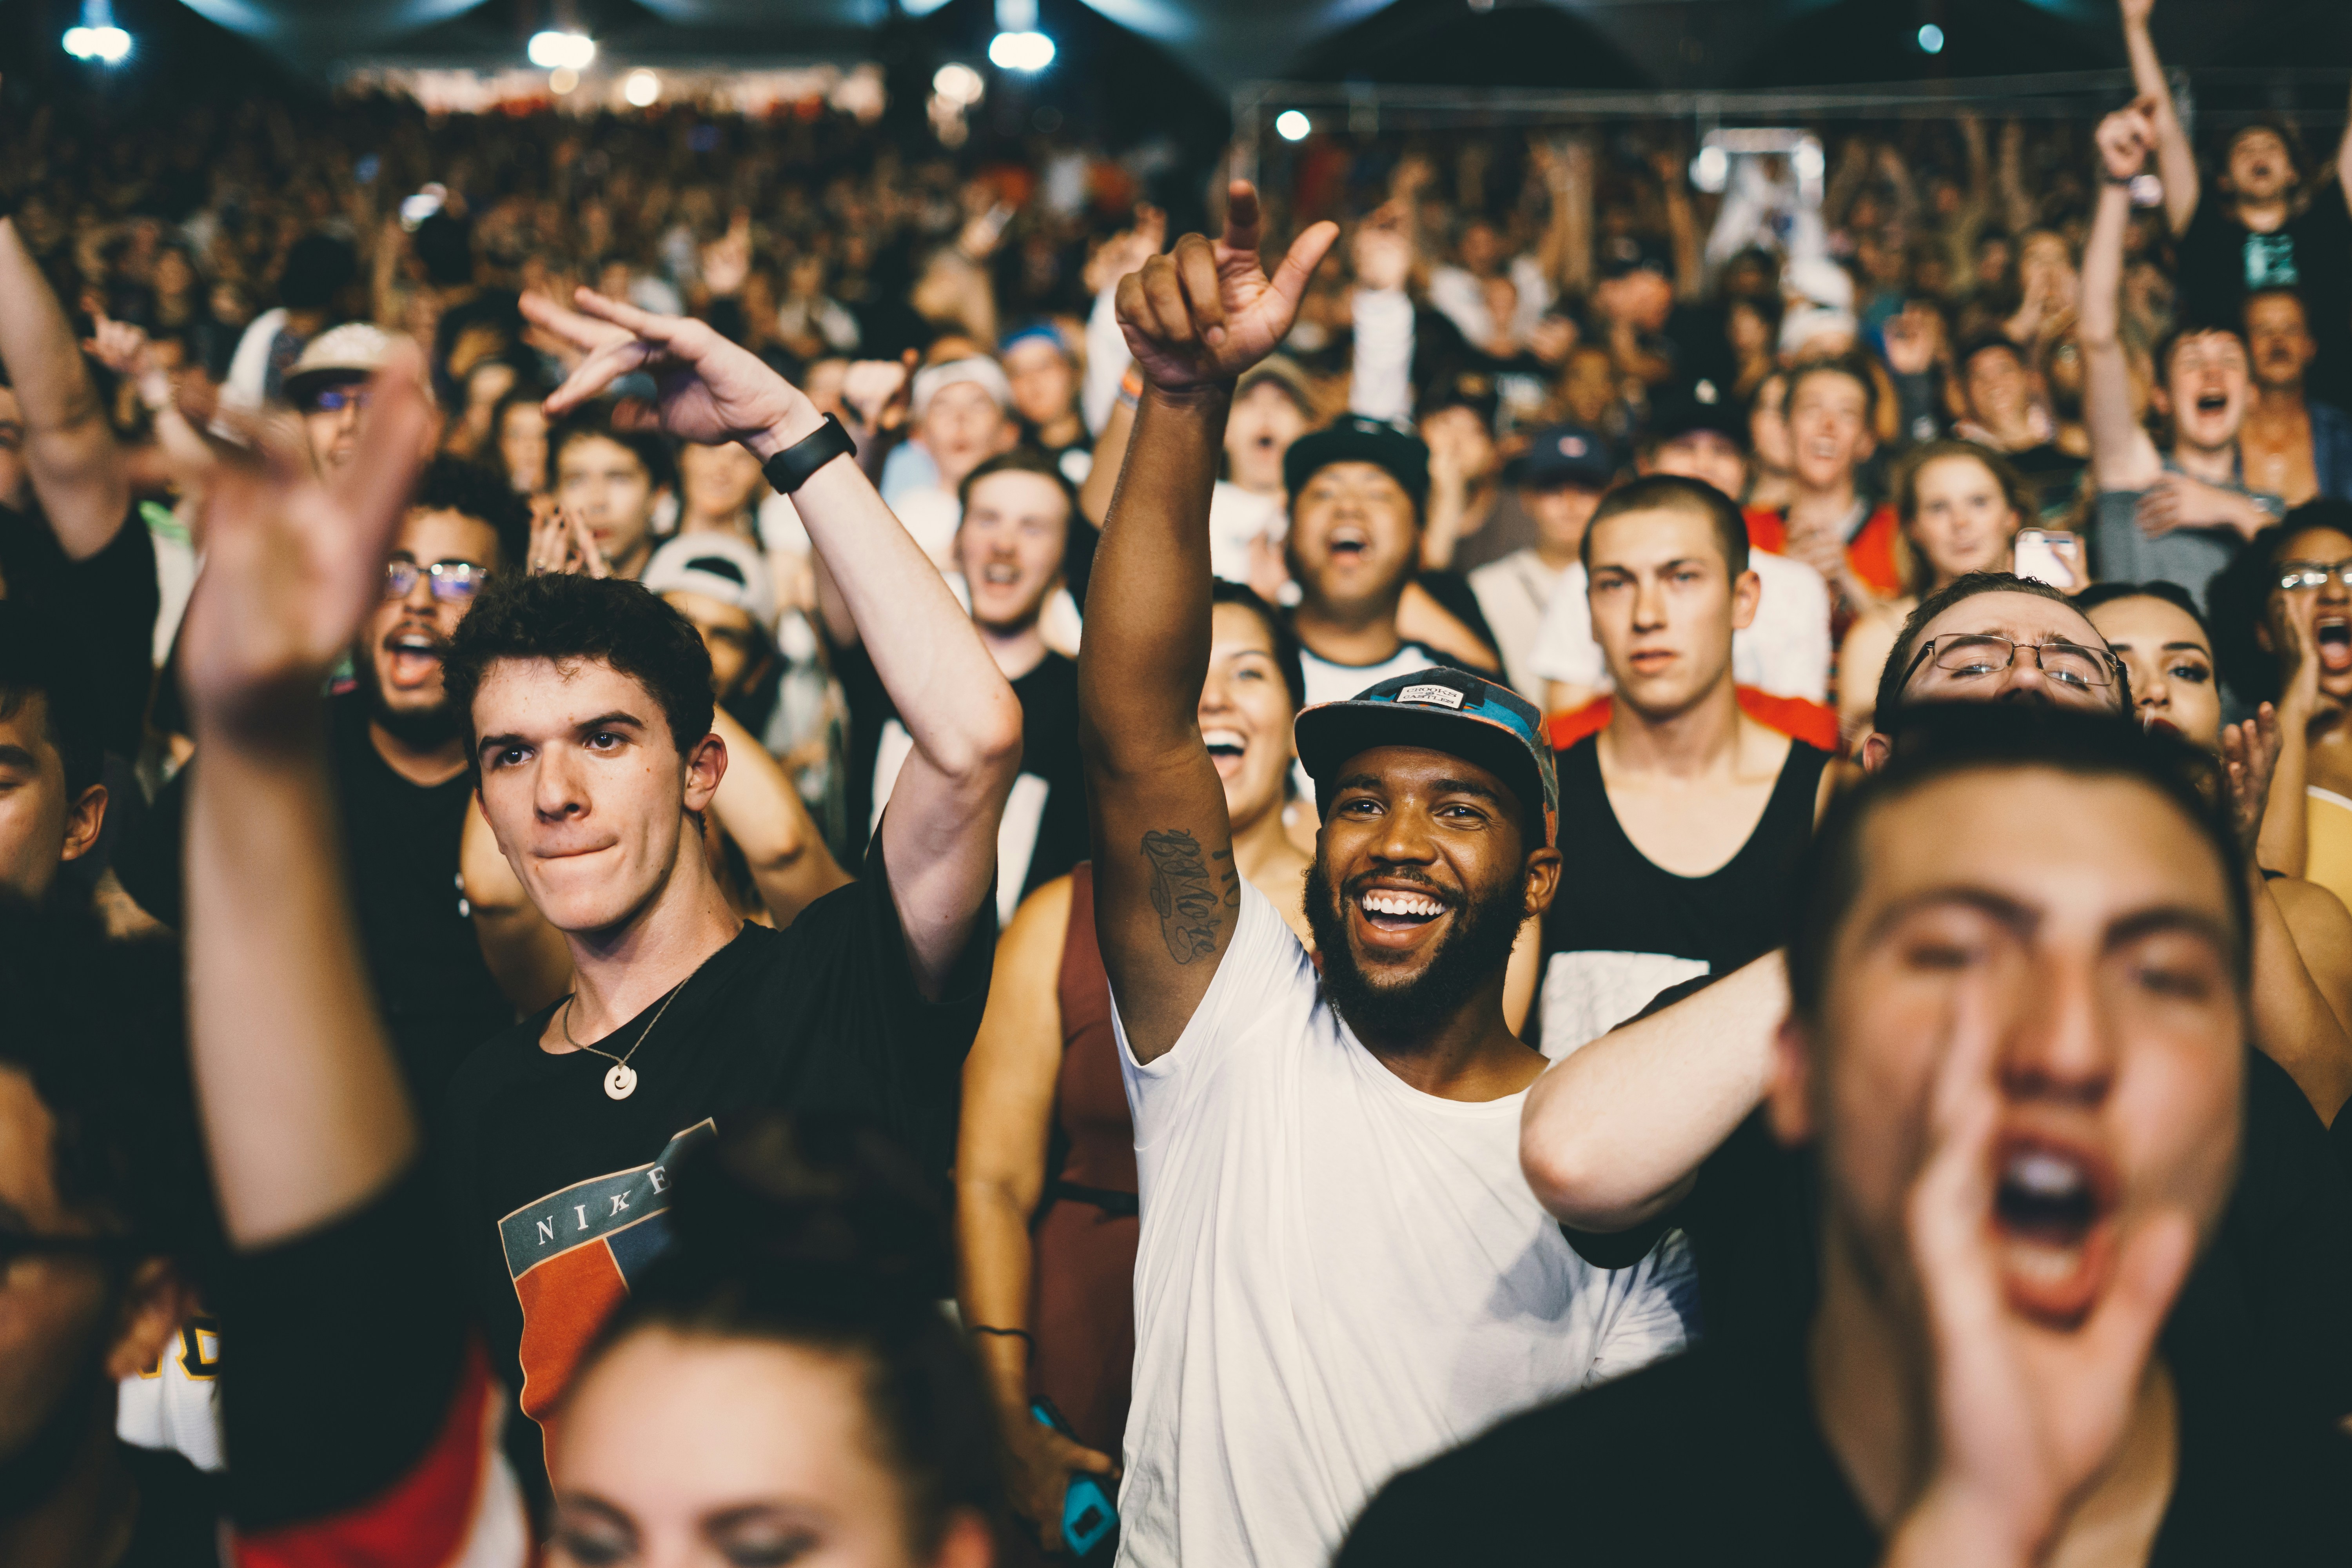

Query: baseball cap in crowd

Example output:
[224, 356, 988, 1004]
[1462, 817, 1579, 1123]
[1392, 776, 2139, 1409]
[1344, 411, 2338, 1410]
[1282, 414, 1431, 511]
[911, 357, 1014, 419]
[642, 533, 778, 631]
[1293, 667, 1558, 847]
[999, 322, 1073, 362]
[1236, 354, 1319, 419]
[1779, 305, 1860, 360]
[1647, 385, 1747, 448]
[283, 323, 394, 406]
[1508, 424, 1616, 492]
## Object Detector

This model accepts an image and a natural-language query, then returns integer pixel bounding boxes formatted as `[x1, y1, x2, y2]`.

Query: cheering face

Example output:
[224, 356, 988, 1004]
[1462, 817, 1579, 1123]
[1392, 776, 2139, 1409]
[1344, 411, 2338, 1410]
[2225, 127, 2296, 205]
[552, 1329, 979, 1568]
[1962, 344, 2033, 433]
[955, 470, 1069, 636]
[1002, 337, 1077, 430]
[1225, 380, 1309, 493]
[555, 434, 663, 576]
[1787, 370, 1875, 494]
[1286, 461, 1421, 613]
[1199, 602, 1297, 832]
[1584, 505, 1757, 720]
[916, 382, 1013, 492]
[359, 508, 501, 733]
[2263, 523, 2352, 704]
[1791, 769, 2243, 1328]
[2160, 332, 2250, 456]
[2085, 595, 2221, 750]
[1906, 454, 2020, 587]
[472, 657, 721, 938]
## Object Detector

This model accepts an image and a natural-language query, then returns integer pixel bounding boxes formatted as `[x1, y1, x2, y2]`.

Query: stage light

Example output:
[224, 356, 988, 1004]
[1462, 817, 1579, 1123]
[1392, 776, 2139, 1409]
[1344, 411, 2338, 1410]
[623, 69, 661, 106]
[1690, 145, 1729, 194]
[1274, 110, 1311, 142]
[62, 2, 131, 65]
[528, 31, 595, 70]
[1917, 23, 1945, 54]
[933, 62, 985, 106]
[988, 31, 1055, 71]
[549, 67, 579, 94]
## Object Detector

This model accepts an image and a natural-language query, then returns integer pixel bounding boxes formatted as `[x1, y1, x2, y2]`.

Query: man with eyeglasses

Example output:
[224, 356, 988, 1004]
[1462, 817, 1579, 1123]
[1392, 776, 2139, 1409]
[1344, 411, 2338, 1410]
[283, 323, 407, 475]
[116, 456, 535, 1105]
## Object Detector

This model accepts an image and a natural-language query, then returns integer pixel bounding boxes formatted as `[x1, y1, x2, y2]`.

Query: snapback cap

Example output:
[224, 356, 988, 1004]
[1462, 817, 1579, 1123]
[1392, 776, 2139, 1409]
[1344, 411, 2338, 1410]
[1282, 414, 1432, 511]
[1293, 667, 1558, 846]
[642, 532, 779, 630]
[283, 322, 395, 405]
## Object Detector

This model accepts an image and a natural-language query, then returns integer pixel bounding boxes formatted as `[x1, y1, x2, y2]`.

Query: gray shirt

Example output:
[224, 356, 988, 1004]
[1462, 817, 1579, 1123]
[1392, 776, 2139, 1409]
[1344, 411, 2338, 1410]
[2090, 459, 2284, 607]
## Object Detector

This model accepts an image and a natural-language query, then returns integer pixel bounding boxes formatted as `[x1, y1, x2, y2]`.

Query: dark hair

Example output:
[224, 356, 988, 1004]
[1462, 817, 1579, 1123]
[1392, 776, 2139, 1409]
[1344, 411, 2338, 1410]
[2244, 286, 2311, 331]
[278, 234, 358, 311]
[411, 213, 476, 289]
[1783, 354, 1880, 426]
[577, 1115, 1002, 1555]
[1211, 580, 1307, 710]
[2221, 117, 2307, 178]
[546, 403, 679, 498]
[411, 455, 532, 573]
[2151, 323, 2248, 385]
[2073, 579, 2213, 644]
[1890, 440, 2031, 595]
[0, 899, 220, 1290]
[442, 573, 715, 768]
[2205, 503, 2352, 708]
[0, 603, 103, 799]
[1788, 705, 2250, 1023]
[956, 447, 1077, 530]
[1579, 473, 1750, 577]
[1956, 333, 2025, 379]
[1873, 571, 2128, 735]
[488, 386, 550, 487]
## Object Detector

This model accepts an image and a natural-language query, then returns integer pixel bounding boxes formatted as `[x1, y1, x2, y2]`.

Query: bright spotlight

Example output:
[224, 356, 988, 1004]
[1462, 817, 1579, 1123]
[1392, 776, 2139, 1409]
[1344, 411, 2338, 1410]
[549, 66, 580, 95]
[623, 69, 661, 107]
[988, 31, 1055, 71]
[528, 30, 595, 70]
[1690, 145, 1730, 194]
[1275, 110, 1311, 142]
[63, 25, 132, 63]
[1917, 22, 1945, 53]
[933, 62, 985, 105]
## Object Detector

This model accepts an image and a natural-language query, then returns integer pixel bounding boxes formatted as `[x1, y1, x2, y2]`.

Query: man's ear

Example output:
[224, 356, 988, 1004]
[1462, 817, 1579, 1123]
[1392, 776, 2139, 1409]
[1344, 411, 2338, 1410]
[59, 783, 107, 864]
[682, 729, 728, 813]
[1521, 844, 1564, 921]
[1765, 1013, 1817, 1149]
[1730, 569, 1762, 633]
[1856, 730, 1892, 773]
[105, 1256, 197, 1383]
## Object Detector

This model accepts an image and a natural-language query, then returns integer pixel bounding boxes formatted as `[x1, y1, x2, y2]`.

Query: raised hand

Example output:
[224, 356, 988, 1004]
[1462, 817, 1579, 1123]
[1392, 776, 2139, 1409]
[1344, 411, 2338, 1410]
[1084, 204, 1167, 296]
[2096, 103, 2157, 185]
[701, 209, 753, 298]
[179, 345, 434, 742]
[2218, 705, 2283, 857]
[525, 503, 613, 579]
[525, 287, 816, 457]
[1350, 203, 1414, 293]
[1885, 980, 2194, 1568]
[82, 312, 150, 378]
[1115, 182, 1339, 394]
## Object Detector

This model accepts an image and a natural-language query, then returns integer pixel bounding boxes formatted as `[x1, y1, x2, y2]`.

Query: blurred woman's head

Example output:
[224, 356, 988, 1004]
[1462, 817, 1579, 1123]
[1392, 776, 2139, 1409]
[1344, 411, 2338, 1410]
[2078, 583, 2222, 750]
[1894, 441, 2027, 595]
[552, 1118, 1000, 1568]
[2207, 502, 2352, 712]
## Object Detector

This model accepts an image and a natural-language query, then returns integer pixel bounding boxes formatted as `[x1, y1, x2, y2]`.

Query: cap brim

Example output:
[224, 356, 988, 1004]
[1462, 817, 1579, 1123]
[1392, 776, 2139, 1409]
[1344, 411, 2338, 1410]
[282, 366, 375, 403]
[1294, 700, 1549, 843]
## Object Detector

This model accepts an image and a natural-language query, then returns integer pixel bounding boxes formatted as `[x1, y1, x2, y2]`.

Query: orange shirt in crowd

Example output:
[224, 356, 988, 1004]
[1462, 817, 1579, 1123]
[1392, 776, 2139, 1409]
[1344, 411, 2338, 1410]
[1546, 688, 1841, 755]
[1743, 504, 1905, 600]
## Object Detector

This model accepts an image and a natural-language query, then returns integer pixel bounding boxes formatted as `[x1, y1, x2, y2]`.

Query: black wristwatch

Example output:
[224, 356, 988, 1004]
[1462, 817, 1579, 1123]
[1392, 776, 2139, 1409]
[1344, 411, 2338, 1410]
[759, 413, 857, 494]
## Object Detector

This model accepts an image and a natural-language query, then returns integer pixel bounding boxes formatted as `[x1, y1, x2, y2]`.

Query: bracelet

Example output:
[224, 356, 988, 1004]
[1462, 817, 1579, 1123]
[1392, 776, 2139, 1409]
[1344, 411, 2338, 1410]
[1117, 365, 1144, 411]
[759, 412, 857, 495]
[970, 1324, 1034, 1350]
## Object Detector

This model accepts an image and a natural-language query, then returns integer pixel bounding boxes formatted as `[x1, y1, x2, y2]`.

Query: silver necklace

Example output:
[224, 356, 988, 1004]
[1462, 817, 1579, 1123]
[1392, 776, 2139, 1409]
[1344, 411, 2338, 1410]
[563, 976, 690, 1100]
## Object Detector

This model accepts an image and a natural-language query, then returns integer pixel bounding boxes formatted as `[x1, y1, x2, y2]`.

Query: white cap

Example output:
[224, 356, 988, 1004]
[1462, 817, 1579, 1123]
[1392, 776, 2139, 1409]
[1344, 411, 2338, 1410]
[643, 532, 777, 631]
[911, 356, 1013, 419]
[283, 322, 396, 403]
[1782, 256, 1855, 312]
[1779, 304, 1859, 359]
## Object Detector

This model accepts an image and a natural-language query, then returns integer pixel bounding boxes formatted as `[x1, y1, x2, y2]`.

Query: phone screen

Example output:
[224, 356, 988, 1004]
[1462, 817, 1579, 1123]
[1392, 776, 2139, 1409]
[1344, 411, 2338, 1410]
[2012, 529, 2082, 591]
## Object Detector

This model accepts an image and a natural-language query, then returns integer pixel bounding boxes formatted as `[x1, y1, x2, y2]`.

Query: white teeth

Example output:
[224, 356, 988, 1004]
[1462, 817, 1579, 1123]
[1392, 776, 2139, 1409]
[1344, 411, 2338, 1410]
[2005, 1149, 2085, 1198]
[2001, 1240, 2081, 1280]
[1361, 890, 1445, 918]
[1202, 728, 1247, 751]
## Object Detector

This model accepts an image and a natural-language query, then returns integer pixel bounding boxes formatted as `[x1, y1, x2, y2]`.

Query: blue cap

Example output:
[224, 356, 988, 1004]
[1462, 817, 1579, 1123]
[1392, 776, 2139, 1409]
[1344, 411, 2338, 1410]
[1293, 667, 1558, 846]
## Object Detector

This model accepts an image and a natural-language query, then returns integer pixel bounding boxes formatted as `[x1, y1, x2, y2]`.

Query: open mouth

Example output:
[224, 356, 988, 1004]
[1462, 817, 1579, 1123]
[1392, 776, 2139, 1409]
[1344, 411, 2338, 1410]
[1991, 1138, 2118, 1325]
[2320, 617, 2352, 673]
[383, 628, 447, 691]
[2194, 390, 2229, 415]
[1326, 525, 1370, 562]
[1203, 726, 1249, 778]
[1354, 884, 1454, 947]
[978, 561, 1022, 586]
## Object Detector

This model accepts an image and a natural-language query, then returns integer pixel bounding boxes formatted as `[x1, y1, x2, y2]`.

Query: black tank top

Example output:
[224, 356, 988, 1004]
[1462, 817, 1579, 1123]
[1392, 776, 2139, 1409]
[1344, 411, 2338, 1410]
[1537, 734, 1829, 1051]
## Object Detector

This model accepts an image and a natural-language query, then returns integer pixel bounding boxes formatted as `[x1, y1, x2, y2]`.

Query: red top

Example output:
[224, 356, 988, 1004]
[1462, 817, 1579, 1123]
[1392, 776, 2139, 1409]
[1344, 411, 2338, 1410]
[1547, 687, 1841, 755]
[1744, 503, 1906, 599]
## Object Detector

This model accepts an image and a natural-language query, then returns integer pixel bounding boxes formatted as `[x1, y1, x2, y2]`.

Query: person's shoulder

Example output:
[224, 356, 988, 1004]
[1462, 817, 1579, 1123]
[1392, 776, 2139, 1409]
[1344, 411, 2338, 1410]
[441, 1004, 564, 1114]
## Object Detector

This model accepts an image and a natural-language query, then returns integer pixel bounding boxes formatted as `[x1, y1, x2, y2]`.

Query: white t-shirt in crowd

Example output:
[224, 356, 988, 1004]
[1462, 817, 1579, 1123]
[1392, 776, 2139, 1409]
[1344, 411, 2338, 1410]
[1527, 550, 1833, 702]
[1208, 480, 1285, 585]
[1111, 884, 1697, 1568]
[1466, 548, 1568, 698]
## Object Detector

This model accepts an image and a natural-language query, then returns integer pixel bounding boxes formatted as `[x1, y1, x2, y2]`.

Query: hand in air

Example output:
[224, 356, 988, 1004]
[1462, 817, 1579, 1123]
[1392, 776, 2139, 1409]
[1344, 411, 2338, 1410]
[2096, 103, 2158, 185]
[2218, 705, 2283, 857]
[1115, 182, 1338, 394]
[82, 313, 151, 378]
[1886, 978, 2194, 1568]
[178, 345, 434, 742]
[525, 504, 613, 579]
[525, 287, 812, 454]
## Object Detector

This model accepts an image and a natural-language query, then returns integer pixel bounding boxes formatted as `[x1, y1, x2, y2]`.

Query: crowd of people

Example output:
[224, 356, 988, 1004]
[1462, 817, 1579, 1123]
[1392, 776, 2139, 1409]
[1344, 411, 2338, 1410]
[4, 0, 2352, 1561]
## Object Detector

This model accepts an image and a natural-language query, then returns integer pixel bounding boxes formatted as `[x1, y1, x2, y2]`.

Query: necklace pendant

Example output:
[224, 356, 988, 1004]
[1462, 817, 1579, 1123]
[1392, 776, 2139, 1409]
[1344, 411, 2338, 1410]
[603, 1063, 638, 1101]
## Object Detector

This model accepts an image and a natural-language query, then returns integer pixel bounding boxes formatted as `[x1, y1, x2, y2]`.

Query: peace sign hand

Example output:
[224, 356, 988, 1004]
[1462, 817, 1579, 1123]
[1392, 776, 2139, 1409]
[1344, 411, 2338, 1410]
[1114, 181, 1339, 395]
[524, 287, 820, 459]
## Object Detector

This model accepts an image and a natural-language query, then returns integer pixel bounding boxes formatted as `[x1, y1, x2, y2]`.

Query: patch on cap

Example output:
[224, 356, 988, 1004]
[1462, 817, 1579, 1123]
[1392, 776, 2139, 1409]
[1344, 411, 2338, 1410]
[1397, 683, 1466, 709]
[1559, 434, 1588, 458]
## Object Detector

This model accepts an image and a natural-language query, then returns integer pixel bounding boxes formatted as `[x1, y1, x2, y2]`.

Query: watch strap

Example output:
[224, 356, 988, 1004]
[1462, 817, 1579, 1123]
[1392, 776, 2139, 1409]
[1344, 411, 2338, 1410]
[759, 413, 857, 495]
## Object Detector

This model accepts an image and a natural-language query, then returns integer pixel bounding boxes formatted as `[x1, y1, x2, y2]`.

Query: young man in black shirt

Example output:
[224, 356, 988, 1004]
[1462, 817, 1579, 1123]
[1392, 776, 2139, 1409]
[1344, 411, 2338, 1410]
[114, 457, 534, 1104]
[1344, 709, 2347, 1566]
[442, 288, 1020, 1483]
[1537, 476, 1833, 1057]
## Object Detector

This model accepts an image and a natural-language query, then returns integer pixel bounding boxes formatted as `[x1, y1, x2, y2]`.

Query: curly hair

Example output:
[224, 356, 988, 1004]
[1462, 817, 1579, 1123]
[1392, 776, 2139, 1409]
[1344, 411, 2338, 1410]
[410, 454, 532, 572]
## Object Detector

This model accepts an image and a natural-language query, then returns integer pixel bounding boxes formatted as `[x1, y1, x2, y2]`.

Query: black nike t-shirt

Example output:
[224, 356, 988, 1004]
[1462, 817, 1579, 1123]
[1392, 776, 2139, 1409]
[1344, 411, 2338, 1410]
[437, 832, 991, 1481]
[114, 692, 513, 1105]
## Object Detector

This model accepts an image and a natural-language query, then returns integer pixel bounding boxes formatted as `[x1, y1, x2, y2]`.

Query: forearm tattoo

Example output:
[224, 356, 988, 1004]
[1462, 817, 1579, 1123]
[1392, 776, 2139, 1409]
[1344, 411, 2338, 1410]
[1142, 829, 1233, 964]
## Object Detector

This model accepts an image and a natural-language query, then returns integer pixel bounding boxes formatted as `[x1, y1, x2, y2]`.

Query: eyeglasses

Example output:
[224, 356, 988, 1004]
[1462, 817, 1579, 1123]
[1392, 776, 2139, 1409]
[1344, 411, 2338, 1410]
[305, 386, 372, 415]
[0, 1229, 137, 1273]
[2276, 559, 2352, 592]
[383, 560, 488, 602]
[1901, 633, 2121, 694]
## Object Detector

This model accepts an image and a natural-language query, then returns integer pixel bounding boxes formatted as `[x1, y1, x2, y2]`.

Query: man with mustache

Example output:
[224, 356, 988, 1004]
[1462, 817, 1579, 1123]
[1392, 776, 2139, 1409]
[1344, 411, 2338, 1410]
[115, 456, 532, 1105]
[1079, 185, 1693, 1568]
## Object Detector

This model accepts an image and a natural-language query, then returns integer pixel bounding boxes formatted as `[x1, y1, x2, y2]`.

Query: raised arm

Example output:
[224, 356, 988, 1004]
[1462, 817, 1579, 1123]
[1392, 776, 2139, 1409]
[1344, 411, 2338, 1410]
[528, 288, 1022, 995]
[2082, 107, 2161, 494]
[2120, 0, 2201, 237]
[707, 704, 852, 924]
[1080, 185, 1337, 1061]
[0, 216, 129, 558]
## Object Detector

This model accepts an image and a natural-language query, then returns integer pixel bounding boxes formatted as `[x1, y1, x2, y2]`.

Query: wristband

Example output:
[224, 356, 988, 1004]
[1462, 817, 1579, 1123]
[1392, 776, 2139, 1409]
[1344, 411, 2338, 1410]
[1117, 365, 1144, 411]
[759, 412, 857, 495]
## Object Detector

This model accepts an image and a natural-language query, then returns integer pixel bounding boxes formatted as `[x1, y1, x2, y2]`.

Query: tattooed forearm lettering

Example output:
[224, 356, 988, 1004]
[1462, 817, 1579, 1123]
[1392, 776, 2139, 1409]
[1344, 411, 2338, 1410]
[1142, 829, 1231, 963]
